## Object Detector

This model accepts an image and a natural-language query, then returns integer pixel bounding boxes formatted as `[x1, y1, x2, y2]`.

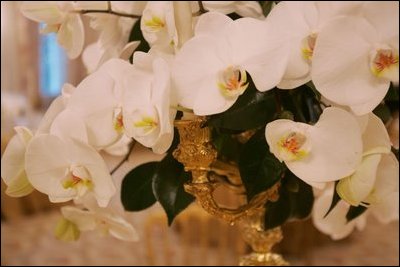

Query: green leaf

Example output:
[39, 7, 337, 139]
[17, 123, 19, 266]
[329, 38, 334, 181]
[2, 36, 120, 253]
[128, 17, 150, 55]
[212, 129, 242, 162]
[346, 205, 367, 222]
[264, 189, 291, 230]
[121, 162, 158, 211]
[152, 154, 195, 225]
[208, 81, 277, 131]
[286, 174, 314, 219]
[264, 171, 314, 229]
[324, 181, 341, 218]
[239, 130, 286, 201]
[261, 1, 274, 17]
[373, 103, 392, 124]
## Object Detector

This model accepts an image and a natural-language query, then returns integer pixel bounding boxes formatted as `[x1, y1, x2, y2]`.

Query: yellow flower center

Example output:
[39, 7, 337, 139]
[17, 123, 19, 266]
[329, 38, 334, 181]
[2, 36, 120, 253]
[113, 108, 124, 134]
[301, 33, 318, 61]
[134, 117, 158, 134]
[62, 174, 92, 190]
[370, 49, 399, 79]
[218, 66, 249, 98]
[277, 132, 308, 161]
[144, 16, 165, 32]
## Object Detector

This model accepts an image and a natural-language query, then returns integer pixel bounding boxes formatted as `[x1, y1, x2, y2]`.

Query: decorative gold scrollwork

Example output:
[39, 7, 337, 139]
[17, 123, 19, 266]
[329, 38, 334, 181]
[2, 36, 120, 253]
[173, 118, 289, 266]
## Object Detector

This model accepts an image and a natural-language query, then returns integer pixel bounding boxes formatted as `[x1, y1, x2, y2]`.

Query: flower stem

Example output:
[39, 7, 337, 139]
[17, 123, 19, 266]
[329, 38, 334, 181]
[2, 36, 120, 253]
[110, 140, 136, 175]
[75, 9, 140, 19]
[193, 1, 208, 16]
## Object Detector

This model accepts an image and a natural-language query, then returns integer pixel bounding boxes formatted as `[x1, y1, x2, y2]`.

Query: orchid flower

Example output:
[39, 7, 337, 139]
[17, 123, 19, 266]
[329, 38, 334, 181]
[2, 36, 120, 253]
[336, 113, 398, 214]
[312, 185, 366, 240]
[82, 41, 140, 73]
[141, 1, 177, 54]
[1, 83, 75, 197]
[265, 107, 363, 186]
[65, 59, 133, 150]
[312, 2, 399, 115]
[199, 1, 264, 19]
[123, 52, 176, 154]
[25, 132, 116, 207]
[57, 196, 138, 242]
[173, 12, 291, 115]
[313, 151, 398, 239]
[266, 1, 362, 89]
[1, 127, 34, 197]
[20, 1, 84, 59]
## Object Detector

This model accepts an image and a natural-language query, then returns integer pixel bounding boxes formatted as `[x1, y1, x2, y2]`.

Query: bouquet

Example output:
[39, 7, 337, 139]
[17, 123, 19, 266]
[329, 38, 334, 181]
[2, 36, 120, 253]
[1, 1, 398, 245]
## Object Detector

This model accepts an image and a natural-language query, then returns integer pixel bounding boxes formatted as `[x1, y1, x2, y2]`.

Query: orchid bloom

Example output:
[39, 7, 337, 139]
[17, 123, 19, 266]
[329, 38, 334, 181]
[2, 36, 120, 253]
[1, 127, 34, 197]
[312, 185, 366, 240]
[336, 113, 399, 221]
[266, 1, 362, 89]
[58, 199, 138, 242]
[141, 1, 177, 54]
[81, 2, 146, 72]
[312, 2, 399, 115]
[199, 1, 264, 19]
[265, 107, 363, 186]
[65, 59, 133, 150]
[123, 52, 176, 154]
[25, 132, 116, 207]
[82, 41, 140, 74]
[20, 1, 84, 59]
[173, 12, 291, 115]
[1, 83, 75, 197]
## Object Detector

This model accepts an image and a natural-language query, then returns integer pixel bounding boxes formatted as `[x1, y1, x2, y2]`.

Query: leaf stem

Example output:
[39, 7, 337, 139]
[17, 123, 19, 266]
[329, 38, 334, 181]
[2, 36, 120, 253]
[110, 140, 136, 175]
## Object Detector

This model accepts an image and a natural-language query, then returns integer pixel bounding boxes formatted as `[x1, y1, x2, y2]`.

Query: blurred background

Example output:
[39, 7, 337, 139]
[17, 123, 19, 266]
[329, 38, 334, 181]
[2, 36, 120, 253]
[1, 2, 399, 266]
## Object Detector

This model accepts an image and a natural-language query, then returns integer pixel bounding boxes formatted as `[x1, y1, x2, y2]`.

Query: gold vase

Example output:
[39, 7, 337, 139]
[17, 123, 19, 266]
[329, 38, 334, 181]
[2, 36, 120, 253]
[173, 118, 289, 266]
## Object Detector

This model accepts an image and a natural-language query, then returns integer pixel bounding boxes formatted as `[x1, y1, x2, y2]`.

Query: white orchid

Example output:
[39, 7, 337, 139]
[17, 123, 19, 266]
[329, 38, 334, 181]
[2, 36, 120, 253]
[312, 1, 399, 115]
[173, 11, 291, 115]
[265, 107, 363, 186]
[123, 52, 175, 154]
[141, 1, 177, 54]
[82, 41, 140, 73]
[198, 1, 264, 19]
[25, 132, 116, 207]
[336, 113, 398, 212]
[1, 127, 34, 197]
[65, 59, 133, 150]
[1, 83, 75, 197]
[20, 1, 84, 59]
[266, 1, 362, 89]
[312, 185, 366, 240]
[58, 198, 138, 242]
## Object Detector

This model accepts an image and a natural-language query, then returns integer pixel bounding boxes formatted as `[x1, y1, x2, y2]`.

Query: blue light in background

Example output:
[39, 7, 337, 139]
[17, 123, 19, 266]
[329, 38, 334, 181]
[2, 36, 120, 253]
[39, 25, 67, 98]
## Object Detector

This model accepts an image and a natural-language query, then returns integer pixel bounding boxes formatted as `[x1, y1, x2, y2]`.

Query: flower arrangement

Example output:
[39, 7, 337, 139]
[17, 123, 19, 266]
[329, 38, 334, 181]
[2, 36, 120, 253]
[1, 1, 398, 245]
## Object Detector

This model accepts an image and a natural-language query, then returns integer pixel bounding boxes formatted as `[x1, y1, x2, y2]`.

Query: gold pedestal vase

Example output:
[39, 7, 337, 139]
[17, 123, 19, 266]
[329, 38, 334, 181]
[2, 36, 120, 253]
[173, 118, 289, 266]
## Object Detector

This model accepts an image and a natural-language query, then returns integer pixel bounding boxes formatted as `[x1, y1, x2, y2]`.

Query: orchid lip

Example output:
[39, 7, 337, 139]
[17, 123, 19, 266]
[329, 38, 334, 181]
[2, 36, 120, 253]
[218, 66, 249, 98]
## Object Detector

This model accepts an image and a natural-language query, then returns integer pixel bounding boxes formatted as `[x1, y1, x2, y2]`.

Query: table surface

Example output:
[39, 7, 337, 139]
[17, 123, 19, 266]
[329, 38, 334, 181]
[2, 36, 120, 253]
[1, 205, 398, 266]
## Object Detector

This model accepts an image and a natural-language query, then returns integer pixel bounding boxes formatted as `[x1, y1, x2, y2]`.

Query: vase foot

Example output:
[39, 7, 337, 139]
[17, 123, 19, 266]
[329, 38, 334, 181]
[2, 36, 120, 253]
[239, 252, 289, 266]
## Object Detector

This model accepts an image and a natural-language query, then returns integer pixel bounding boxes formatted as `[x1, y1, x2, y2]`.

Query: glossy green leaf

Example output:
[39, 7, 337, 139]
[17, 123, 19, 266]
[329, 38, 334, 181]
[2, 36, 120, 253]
[286, 174, 314, 219]
[121, 162, 158, 211]
[261, 1, 274, 17]
[152, 154, 195, 225]
[324, 181, 341, 218]
[128, 17, 150, 55]
[239, 130, 286, 201]
[264, 189, 291, 230]
[346, 205, 367, 222]
[373, 103, 392, 124]
[208, 82, 277, 131]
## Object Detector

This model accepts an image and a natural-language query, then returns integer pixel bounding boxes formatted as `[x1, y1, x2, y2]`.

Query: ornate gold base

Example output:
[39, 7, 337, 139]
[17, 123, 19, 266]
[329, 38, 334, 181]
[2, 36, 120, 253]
[173, 118, 289, 266]
[239, 252, 289, 266]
